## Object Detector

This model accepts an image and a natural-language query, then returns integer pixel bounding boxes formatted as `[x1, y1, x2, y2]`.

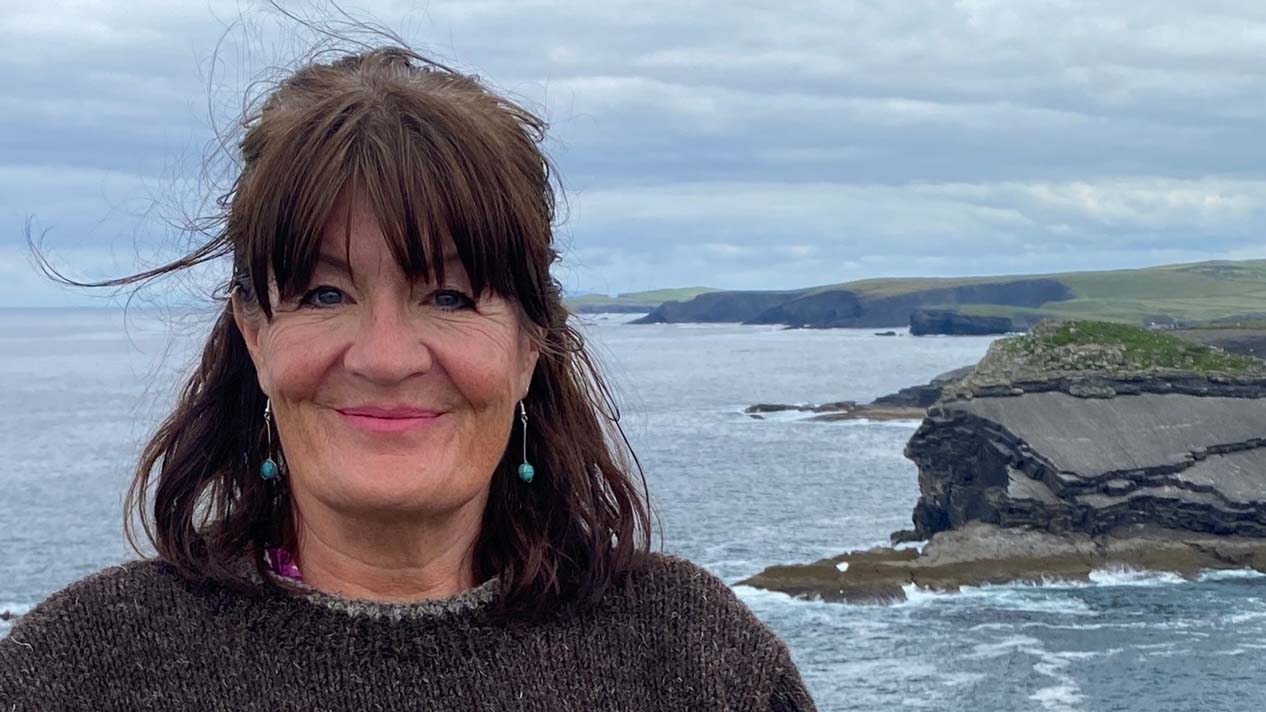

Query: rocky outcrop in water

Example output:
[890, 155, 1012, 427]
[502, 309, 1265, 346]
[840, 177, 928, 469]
[744, 401, 927, 422]
[871, 366, 976, 409]
[738, 522, 1266, 603]
[740, 320, 1266, 603]
[745, 366, 975, 422]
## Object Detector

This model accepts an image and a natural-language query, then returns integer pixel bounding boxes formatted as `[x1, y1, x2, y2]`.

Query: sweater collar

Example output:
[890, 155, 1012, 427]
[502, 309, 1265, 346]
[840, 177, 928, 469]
[240, 551, 501, 622]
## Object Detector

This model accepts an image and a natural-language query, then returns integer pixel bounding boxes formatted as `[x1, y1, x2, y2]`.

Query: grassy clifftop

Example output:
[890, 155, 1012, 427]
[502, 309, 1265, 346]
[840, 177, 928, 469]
[836, 260, 1266, 325]
[567, 287, 720, 313]
[958, 320, 1266, 391]
[606, 259, 1266, 327]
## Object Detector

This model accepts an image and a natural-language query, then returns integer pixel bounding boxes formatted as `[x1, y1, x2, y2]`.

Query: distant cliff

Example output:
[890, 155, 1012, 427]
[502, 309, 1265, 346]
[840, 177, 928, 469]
[631, 259, 1266, 330]
[566, 287, 720, 314]
[635, 278, 1072, 328]
[632, 289, 806, 324]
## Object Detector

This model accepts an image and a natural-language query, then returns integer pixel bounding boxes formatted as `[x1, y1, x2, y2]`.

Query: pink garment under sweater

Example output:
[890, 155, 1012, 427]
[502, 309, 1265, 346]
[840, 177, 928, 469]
[265, 546, 303, 582]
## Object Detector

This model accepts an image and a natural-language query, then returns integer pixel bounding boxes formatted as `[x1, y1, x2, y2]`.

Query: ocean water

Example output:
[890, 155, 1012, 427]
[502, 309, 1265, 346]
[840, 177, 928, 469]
[4, 307, 1266, 710]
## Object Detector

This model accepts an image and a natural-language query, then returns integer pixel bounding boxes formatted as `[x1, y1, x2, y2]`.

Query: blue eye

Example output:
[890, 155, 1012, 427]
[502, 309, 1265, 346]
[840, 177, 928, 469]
[300, 286, 345, 308]
[296, 286, 473, 311]
[434, 290, 475, 311]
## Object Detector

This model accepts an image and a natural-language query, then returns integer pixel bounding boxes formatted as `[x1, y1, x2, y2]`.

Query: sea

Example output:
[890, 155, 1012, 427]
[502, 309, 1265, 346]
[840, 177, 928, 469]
[4, 306, 1266, 711]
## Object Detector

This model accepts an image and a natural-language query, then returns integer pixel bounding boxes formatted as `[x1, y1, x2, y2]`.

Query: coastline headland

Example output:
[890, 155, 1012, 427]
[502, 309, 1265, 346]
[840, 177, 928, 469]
[740, 320, 1266, 603]
[566, 259, 1266, 334]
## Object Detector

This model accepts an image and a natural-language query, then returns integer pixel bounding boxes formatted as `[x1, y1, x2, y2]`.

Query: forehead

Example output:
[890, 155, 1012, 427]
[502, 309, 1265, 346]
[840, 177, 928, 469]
[316, 189, 462, 277]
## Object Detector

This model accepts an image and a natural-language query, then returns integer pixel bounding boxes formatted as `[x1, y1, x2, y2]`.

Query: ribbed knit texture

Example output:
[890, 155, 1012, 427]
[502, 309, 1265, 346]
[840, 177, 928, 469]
[1, 552, 816, 710]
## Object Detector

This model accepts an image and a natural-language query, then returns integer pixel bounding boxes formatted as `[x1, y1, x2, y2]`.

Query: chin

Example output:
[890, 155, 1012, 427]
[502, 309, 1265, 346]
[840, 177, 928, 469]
[331, 470, 469, 513]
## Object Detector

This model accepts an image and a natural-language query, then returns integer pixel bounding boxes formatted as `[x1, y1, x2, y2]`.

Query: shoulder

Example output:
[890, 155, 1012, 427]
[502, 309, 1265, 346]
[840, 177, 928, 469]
[6, 558, 181, 634]
[625, 551, 752, 613]
[619, 552, 784, 650]
[602, 551, 817, 710]
[0, 559, 191, 704]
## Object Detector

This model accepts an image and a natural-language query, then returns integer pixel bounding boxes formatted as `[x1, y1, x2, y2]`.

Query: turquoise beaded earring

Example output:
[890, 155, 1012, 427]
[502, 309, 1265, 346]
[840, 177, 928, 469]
[260, 398, 282, 481]
[517, 400, 534, 483]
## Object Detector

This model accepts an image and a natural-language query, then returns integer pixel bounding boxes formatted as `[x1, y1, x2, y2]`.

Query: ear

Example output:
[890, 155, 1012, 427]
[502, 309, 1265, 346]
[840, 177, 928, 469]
[231, 289, 271, 397]
[518, 327, 541, 399]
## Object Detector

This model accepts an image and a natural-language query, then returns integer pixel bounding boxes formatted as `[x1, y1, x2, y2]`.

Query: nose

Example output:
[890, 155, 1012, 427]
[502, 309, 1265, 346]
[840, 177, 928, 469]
[342, 296, 434, 384]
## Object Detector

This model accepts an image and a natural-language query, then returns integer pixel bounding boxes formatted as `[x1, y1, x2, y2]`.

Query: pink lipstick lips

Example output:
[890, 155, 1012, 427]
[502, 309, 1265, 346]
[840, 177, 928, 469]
[336, 405, 445, 434]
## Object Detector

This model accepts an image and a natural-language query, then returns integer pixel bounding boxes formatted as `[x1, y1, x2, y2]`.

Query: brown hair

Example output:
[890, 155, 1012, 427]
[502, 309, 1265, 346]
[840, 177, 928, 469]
[32, 46, 654, 623]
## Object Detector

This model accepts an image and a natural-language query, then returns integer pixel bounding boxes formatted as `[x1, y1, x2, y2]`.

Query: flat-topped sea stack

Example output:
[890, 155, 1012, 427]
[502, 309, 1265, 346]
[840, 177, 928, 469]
[740, 320, 1266, 603]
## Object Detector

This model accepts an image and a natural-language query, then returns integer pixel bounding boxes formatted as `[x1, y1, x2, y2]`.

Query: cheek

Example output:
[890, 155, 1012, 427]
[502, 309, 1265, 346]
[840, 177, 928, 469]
[259, 321, 340, 398]
[437, 337, 522, 408]
[429, 315, 532, 407]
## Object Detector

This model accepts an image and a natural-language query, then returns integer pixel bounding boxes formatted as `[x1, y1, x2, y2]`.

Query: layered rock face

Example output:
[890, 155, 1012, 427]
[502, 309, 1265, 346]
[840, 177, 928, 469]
[738, 321, 1266, 603]
[911, 321, 1266, 542]
[907, 383, 1266, 540]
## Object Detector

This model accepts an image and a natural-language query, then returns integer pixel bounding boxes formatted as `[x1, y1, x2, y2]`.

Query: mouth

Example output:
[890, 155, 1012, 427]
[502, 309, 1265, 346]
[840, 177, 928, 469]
[335, 407, 446, 434]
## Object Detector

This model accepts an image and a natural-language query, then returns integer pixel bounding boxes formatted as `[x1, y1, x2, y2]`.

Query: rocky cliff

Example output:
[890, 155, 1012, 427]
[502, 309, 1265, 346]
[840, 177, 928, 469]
[909, 309, 1014, 336]
[739, 320, 1266, 602]
[632, 289, 807, 324]
[635, 279, 1073, 328]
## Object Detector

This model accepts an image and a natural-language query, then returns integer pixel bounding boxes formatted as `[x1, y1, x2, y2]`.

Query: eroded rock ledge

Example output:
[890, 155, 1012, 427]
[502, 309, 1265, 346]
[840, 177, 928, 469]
[737, 522, 1266, 604]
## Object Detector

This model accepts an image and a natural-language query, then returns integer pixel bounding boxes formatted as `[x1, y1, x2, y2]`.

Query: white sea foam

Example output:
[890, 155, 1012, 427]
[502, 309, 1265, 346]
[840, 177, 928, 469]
[0, 603, 32, 635]
[1221, 609, 1266, 625]
[1031, 683, 1084, 711]
[1087, 567, 1185, 586]
[898, 582, 956, 606]
[894, 564, 1252, 609]
[967, 589, 1097, 616]
[0, 602, 31, 617]
[968, 634, 1043, 659]
[731, 584, 797, 606]
[898, 583, 1098, 616]
[1030, 650, 1106, 711]
[834, 418, 925, 428]
[1198, 568, 1266, 582]
[963, 632, 1102, 711]
[970, 620, 1152, 632]
[937, 672, 987, 688]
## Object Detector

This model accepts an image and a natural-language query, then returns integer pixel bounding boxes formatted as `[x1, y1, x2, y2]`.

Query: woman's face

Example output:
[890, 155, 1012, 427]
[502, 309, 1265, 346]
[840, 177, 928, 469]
[233, 190, 539, 522]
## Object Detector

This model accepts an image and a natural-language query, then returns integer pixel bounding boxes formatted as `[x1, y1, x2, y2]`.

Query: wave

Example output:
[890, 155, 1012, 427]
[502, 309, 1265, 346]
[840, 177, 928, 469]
[0, 602, 32, 616]
[1086, 567, 1186, 586]
[894, 583, 1096, 616]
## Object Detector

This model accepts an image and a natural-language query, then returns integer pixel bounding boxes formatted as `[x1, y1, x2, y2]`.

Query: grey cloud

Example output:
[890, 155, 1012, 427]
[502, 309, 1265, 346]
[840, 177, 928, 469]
[5, 0, 1266, 305]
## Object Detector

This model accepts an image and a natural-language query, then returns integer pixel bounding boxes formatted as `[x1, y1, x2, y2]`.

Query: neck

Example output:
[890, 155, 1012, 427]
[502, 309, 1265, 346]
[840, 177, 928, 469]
[287, 492, 487, 603]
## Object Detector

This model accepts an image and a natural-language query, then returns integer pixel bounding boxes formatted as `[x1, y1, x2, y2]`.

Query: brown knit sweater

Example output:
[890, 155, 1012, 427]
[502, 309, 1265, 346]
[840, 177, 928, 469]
[1, 552, 816, 710]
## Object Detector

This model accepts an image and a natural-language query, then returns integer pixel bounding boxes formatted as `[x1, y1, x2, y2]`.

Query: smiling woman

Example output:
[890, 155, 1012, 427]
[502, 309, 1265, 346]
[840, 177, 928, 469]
[0, 42, 816, 710]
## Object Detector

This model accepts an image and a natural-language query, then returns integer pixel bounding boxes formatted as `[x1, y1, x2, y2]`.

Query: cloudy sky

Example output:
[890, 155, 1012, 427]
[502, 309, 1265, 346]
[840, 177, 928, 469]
[6, 0, 1266, 306]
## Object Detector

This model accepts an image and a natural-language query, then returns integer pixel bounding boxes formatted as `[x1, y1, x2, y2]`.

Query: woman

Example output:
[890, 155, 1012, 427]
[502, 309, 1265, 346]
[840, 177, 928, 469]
[1, 46, 816, 710]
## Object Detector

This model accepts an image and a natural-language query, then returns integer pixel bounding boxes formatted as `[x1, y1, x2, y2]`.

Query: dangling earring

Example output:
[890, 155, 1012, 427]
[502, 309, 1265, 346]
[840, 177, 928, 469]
[260, 398, 282, 481]
[517, 400, 535, 483]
